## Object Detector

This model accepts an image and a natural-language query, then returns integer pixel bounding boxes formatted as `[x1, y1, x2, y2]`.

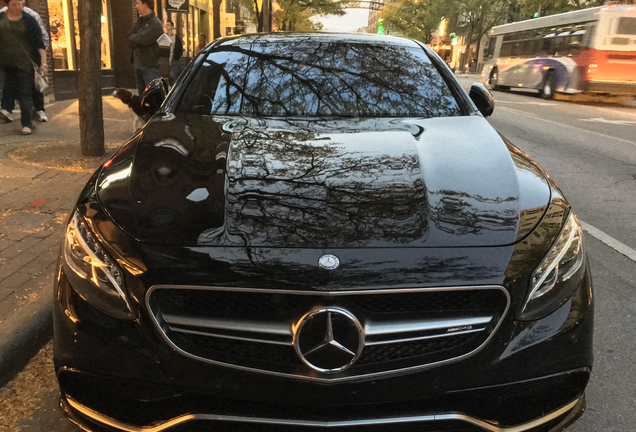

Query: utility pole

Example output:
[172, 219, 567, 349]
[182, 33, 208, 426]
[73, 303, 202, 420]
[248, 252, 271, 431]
[77, 0, 104, 156]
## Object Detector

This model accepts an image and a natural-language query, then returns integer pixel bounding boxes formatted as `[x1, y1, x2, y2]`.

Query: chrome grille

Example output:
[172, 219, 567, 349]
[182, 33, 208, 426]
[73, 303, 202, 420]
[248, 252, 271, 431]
[148, 286, 509, 382]
[176, 333, 301, 366]
[356, 333, 477, 365]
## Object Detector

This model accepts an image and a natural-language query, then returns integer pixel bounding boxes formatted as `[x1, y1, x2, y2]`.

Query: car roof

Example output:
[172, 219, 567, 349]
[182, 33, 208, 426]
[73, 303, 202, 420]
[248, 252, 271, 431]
[215, 32, 421, 48]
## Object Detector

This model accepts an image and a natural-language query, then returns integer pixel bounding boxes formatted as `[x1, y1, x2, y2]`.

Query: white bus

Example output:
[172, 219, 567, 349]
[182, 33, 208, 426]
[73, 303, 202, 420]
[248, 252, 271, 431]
[480, 5, 636, 98]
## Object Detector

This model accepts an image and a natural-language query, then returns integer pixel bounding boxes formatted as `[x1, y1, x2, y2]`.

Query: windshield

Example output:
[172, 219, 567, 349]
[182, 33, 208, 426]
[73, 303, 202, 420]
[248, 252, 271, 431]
[177, 42, 462, 118]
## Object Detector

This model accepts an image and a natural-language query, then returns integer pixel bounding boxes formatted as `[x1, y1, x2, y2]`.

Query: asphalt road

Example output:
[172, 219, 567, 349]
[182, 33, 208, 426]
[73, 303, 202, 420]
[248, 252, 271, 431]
[4, 82, 636, 431]
[478, 83, 636, 432]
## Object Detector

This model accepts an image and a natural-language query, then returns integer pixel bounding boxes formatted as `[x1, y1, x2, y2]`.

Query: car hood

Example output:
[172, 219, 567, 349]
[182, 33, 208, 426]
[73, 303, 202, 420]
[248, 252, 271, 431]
[96, 114, 551, 248]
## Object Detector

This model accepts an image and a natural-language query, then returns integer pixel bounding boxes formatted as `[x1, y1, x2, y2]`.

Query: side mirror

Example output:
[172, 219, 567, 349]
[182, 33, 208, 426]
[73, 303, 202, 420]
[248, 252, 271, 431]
[141, 77, 170, 116]
[469, 82, 495, 117]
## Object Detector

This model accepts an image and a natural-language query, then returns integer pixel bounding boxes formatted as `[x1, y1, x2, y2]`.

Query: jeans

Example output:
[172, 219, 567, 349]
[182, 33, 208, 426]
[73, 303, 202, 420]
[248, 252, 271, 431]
[1, 73, 45, 113]
[2, 67, 33, 128]
[169, 59, 183, 86]
[135, 67, 161, 96]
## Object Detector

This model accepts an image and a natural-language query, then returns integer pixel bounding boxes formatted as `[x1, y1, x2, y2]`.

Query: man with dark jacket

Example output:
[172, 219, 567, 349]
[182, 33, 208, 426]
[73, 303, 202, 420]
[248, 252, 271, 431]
[0, 0, 46, 135]
[128, 0, 163, 96]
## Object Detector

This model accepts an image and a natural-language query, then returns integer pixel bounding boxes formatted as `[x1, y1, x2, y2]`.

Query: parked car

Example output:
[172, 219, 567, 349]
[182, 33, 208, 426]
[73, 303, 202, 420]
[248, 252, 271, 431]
[55, 33, 593, 432]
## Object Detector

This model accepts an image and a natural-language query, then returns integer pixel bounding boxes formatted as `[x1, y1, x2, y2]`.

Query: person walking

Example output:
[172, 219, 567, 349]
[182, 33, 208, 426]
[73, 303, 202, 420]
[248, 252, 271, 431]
[0, 0, 50, 123]
[163, 20, 183, 85]
[0, 0, 46, 135]
[128, 0, 163, 96]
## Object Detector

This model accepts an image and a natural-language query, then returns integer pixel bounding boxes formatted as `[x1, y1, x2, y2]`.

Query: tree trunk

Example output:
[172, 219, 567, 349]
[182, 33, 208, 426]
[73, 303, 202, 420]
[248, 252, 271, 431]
[475, 34, 482, 67]
[213, 0, 222, 39]
[460, 29, 474, 74]
[255, 0, 264, 32]
[78, 0, 104, 157]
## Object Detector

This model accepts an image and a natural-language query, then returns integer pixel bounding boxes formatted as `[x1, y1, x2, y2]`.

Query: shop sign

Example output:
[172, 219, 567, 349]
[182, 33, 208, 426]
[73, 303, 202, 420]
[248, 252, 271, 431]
[221, 12, 235, 28]
[167, 0, 189, 13]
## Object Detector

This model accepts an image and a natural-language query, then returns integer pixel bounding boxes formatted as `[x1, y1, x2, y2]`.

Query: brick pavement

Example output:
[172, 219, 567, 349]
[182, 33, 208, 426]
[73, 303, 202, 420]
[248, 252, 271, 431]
[0, 95, 134, 387]
[0, 169, 89, 319]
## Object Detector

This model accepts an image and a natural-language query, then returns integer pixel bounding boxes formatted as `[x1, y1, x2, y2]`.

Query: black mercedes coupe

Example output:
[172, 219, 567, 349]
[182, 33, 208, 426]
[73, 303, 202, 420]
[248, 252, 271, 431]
[54, 33, 593, 432]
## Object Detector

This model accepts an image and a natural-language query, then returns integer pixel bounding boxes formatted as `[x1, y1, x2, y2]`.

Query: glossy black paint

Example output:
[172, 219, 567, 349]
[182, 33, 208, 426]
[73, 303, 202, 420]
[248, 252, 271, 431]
[54, 33, 593, 432]
[96, 114, 550, 248]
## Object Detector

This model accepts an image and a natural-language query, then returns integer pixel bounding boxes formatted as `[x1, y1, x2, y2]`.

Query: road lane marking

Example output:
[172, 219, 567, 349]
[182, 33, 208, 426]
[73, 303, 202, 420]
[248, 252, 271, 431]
[580, 118, 636, 126]
[580, 221, 636, 263]
[497, 106, 636, 147]
[498, 106, 541, 118]
[592, 106, 636, 121]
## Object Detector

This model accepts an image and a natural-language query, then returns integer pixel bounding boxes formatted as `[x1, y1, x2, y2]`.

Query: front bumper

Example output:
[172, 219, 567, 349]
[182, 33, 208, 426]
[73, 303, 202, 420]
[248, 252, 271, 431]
[61, 393, 586, 432]
[54, 264, 593, 432]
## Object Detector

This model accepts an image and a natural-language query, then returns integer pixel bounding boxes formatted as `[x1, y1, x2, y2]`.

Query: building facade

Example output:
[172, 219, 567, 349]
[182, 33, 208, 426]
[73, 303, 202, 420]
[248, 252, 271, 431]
[23, 0, 224, 101]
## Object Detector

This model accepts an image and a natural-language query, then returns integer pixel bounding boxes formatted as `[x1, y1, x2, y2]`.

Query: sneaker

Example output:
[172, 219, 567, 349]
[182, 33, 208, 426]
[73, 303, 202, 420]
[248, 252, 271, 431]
[21, 126, 32, 135]
[34, 111, 48, 122]
[0, 109, 13, 123]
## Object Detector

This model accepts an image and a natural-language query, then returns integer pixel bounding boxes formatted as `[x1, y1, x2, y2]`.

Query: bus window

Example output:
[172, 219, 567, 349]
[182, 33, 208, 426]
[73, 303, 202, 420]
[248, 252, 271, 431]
[583, 24, 596, 48]
[542, 33, 556, 55]
[609, 37, 631, 45]
[500, 42, 512, 57]
[616, 17, 636, 35]
[523, 39, 538, 56]
[484, 37, 496, 60]
[568, 29, 585, 56]
[523, 39, 535, 56]
[550, 28, 570, 56]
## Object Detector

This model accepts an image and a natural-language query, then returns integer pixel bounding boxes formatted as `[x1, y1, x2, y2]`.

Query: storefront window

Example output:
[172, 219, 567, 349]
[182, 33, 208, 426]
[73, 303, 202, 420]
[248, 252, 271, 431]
[189, 5, 196, 57]
[164, 7, 210, 58]
[47, 0, 112, 71]
[101, 0, 112, 69]
[181, 13, 190, 58]
[72, 0, 80, 65]
[48, 0, 74, 69]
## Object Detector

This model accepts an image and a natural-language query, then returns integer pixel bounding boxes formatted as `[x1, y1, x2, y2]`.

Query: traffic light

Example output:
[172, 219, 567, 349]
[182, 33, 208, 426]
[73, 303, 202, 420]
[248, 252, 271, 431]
[450, 33, 458, 46]
[377, 18, 384, 35]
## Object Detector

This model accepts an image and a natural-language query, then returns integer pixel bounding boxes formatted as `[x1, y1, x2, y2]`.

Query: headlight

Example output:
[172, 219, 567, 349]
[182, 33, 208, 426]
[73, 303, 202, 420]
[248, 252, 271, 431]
[520, 211, 586, 321]
[62, 210, 134, 319]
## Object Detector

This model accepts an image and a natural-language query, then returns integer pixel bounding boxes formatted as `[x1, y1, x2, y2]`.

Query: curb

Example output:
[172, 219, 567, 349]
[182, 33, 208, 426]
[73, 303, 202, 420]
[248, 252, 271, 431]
[0, 281, 54, 389]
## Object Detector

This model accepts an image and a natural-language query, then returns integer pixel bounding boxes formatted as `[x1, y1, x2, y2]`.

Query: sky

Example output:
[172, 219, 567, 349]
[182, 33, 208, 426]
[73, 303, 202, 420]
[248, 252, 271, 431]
[313, 9, 370, 33]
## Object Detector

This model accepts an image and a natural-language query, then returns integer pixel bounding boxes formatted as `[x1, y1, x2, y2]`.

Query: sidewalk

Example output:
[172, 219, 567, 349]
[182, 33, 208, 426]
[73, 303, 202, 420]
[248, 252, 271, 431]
[0, 96, 134, 388]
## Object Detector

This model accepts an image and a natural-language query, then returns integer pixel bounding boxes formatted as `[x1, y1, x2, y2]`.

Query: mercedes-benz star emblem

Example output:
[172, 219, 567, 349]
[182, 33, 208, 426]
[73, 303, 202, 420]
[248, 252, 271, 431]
[318, 254, 340, 270]
[293, 307, 364, 373]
